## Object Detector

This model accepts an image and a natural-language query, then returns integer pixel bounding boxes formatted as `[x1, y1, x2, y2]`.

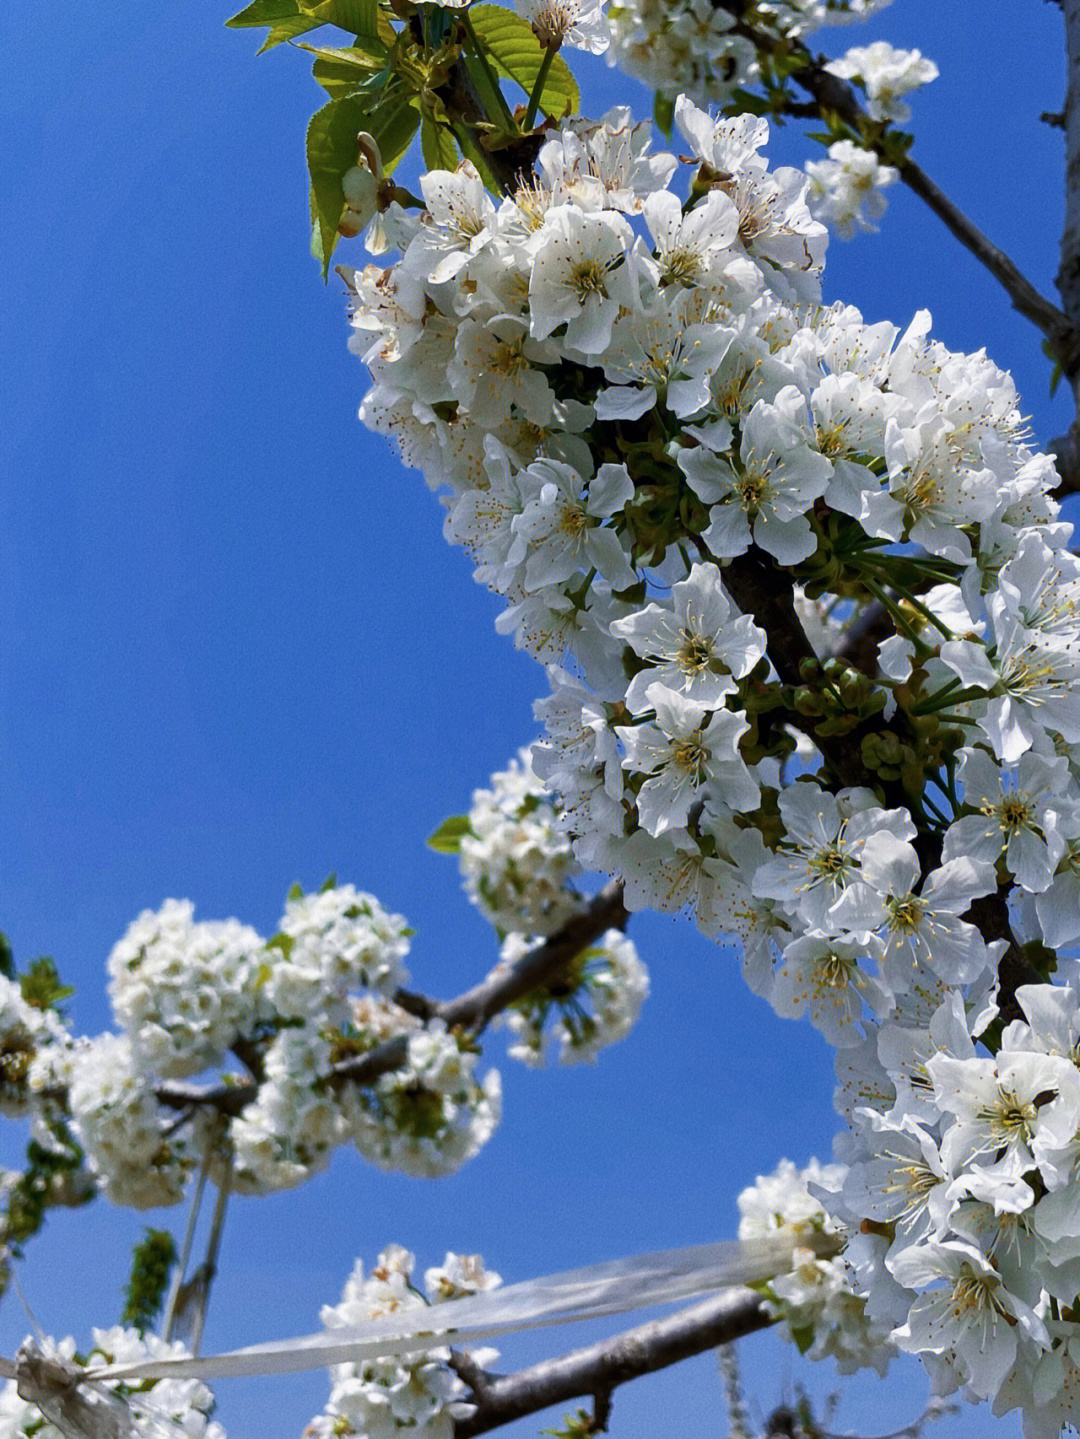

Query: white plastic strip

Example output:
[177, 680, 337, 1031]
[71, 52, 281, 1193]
[86, 1232, 835, 1384]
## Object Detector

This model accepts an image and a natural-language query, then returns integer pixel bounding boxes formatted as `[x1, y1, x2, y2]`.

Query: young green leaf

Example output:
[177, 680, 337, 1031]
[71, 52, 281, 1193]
[225, 0, 323, 51]
[421, 116, 459, 172]
[467, 5, 579, 121]
[122, 1229, 177, 1336]
[426, 814, 472, 854]
[652, 90, 674, 139]
[19, 957, 75, 1012]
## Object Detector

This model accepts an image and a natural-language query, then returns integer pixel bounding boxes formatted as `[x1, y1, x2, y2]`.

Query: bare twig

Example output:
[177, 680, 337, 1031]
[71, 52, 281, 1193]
[189, 1155, 232, 1358]
[452, 1288, 772, 1437]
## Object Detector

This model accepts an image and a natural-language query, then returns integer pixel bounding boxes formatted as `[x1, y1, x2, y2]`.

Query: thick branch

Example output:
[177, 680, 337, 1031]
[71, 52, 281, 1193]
[724, 546, 1030, 1022]
[452, 1288, 772, 1437]
[1059, 0, 1080, 346]
[1049, 421, 1080, 494]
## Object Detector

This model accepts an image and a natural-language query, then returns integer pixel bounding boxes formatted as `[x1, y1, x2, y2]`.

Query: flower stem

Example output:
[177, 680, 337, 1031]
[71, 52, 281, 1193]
[525, 44, 557, 131]
[461, 12, 518, 132]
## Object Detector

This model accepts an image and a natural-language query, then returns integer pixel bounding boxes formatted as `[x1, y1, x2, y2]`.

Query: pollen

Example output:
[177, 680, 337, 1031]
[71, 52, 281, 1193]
[886, 892, 926, 934]
[570, 258, 610, 302]
[671, 735, 709, 778]
[676, 629, 715, 675]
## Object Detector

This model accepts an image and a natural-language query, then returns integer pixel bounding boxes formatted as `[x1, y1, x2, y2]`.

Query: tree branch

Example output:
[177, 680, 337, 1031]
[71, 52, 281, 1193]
[143, 884, 627, 1117]
[1058, 0, 1080, 355]
[712, 5, 1079, 376]
[452, 1288, 772, 1437]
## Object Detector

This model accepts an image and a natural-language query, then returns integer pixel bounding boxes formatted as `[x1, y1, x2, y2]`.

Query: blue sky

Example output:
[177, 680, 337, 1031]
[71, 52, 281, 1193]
[0, 2, 1073, 1435]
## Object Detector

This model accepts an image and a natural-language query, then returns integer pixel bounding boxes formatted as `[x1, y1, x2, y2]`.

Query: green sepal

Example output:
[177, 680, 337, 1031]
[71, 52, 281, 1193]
[319, 872, 339, 892]
[426, 814, 471, 854]
[467, 5, 579, 120]
[789, 1321, 816, 1355]
[287, 880, 305, 901]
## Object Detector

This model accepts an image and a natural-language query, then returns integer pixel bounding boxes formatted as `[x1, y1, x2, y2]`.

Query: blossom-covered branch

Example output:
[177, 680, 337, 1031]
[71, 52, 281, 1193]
[709, 4, 1077, 373]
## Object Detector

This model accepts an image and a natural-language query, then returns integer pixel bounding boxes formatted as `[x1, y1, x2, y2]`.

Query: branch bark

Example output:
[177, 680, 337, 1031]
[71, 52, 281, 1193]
[1058, 0, 1080, 349]
[451, 1288, 772, 1437]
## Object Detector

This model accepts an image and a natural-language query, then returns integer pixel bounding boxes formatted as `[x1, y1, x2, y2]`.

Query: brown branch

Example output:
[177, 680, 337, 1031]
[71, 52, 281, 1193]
[1049, 421, 1080, 494]
[1059, 1, 1080, 350]
[452, 1288, 773, 1437]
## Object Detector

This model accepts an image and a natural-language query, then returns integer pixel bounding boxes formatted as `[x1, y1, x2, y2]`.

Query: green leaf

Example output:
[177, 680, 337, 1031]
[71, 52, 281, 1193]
[226, 0, 302, 26]
[426, 814, 471, 854]
[307, 88, 419, 276]
[421, 116, 459, 171]
[300, 41, 386, 67]
[122, 1230, 177, 1336]
[0, 933, 14, 981]
[266, 932, 295, 959]
[19, 957, 74, 1013]
[225, 0, 323, 51]
[652, 90, 674, 139]
[304, 42, 388, 99]
[468, 5, 579, 120]
[287, 880, 305, 900]
[312, 53, 385, 99]
[302, 0, 383, 43]
[319, 872, 339, 892]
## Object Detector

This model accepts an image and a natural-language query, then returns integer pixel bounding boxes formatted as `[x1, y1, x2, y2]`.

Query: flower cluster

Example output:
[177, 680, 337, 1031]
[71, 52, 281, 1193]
[344, 85, 1080, 1426]
[606, 0, 895, 110]
[303, 1245, 500, 1439]
[498, 926, 649, 1065]
[449, 746, 650, 1063]
[107, 898, 268, 1078]
[805, 141, 898, 240]
[0, 1328, 223, 1439]
[738, 1157, 894, 1374]
[342, 1021, 503, 1180]
[459, 747, 584, 935]
[823, 970, 1080, 1430]
[0, 974, 69, 1118]
[824, 41, 939, 124]
[62, 884, 499, 1202]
